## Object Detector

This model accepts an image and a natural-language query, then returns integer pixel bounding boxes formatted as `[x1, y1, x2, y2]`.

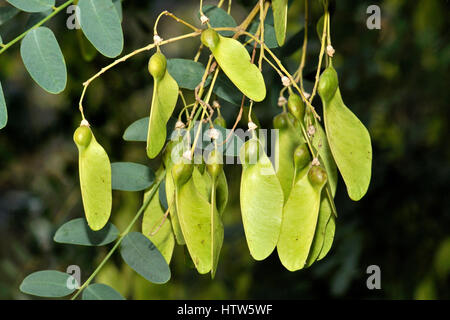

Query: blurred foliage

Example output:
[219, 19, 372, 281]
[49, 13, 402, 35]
[0, 0, 449, 299]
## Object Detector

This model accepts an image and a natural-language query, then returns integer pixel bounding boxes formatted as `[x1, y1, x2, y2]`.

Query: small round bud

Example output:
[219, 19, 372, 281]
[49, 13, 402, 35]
[182, 150, 193, 161]
[208, 128, 220, 140]
[281, 76, 290, 87]
[248, 121, 258, 131]
[153, 34, 163, 45]
[200, 14, 209, 25]
[326, 45, 335, 57]
[278, 96, 287, 107]
[175, 120, 185, 129]
[213, 100, 220, 109]
[307, 125, 316, 137]
[303, 92, 311, 100]
[311, 157, 320, 166]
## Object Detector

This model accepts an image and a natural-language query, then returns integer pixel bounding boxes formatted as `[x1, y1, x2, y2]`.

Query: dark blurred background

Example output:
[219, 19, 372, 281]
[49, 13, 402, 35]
[0, 0, 449, 299]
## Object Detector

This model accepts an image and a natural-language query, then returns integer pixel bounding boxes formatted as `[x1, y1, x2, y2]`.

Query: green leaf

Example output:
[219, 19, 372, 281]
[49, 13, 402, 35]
[213, 73, 242, 105]
[53, 218, 119, 246]
[272, 0, 288, 46]
[123, 117, 148, 142]
[76, 127, 112, 231]
[111, 162, 155, 192]
[201, 5, 237, 37]
[123, 117, 177, 143]
[167, 59, 210, 90]
[120, 232, 171, 284]
[20, 27, 67, 94]
[6, 0, 54, 13]
[322, 88, 372, 201]
[0, 81, 7, 130]
[0, 6, 19, 25]
[142, 186, 175, 264]
[82, 283, 125, 300]
[20, 270, 76, 297]
[206, 33, 266, 102]
[239, 139, 284, 260]
[78, 0, 124, 58]
[245, 22, 278, 49]
[112, 0, 122, 22]
[277, 167, 325, 271]
[146, 66, 179, 159]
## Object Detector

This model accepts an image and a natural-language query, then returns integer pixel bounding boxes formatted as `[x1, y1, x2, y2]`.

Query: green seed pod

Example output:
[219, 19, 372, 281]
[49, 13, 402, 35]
[172, 162, 193, 187]
[287, 94, 305, 121]
[239, 138, 284, 260]
[214, 115, 227, 128]
[243, 138, 260, 164]
[294, 144, 311, 171]
[74, 125, 112, 231]
[162, 137, 183, 169]
[148, 52, 167, 80]
[207, 150, 223, 180]
[318, 67, 339, 102]
[273, 113, 289, 130]
[201, 28, 220, 49]
[73, 125, 92, 148]
[308, 166, 328, 187]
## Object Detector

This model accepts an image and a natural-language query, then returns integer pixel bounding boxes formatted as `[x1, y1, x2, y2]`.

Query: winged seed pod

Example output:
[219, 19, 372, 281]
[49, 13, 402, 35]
[146, 52, 179, 159]
[201, 29, 266, 102]
[73, 123, 112, 231]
